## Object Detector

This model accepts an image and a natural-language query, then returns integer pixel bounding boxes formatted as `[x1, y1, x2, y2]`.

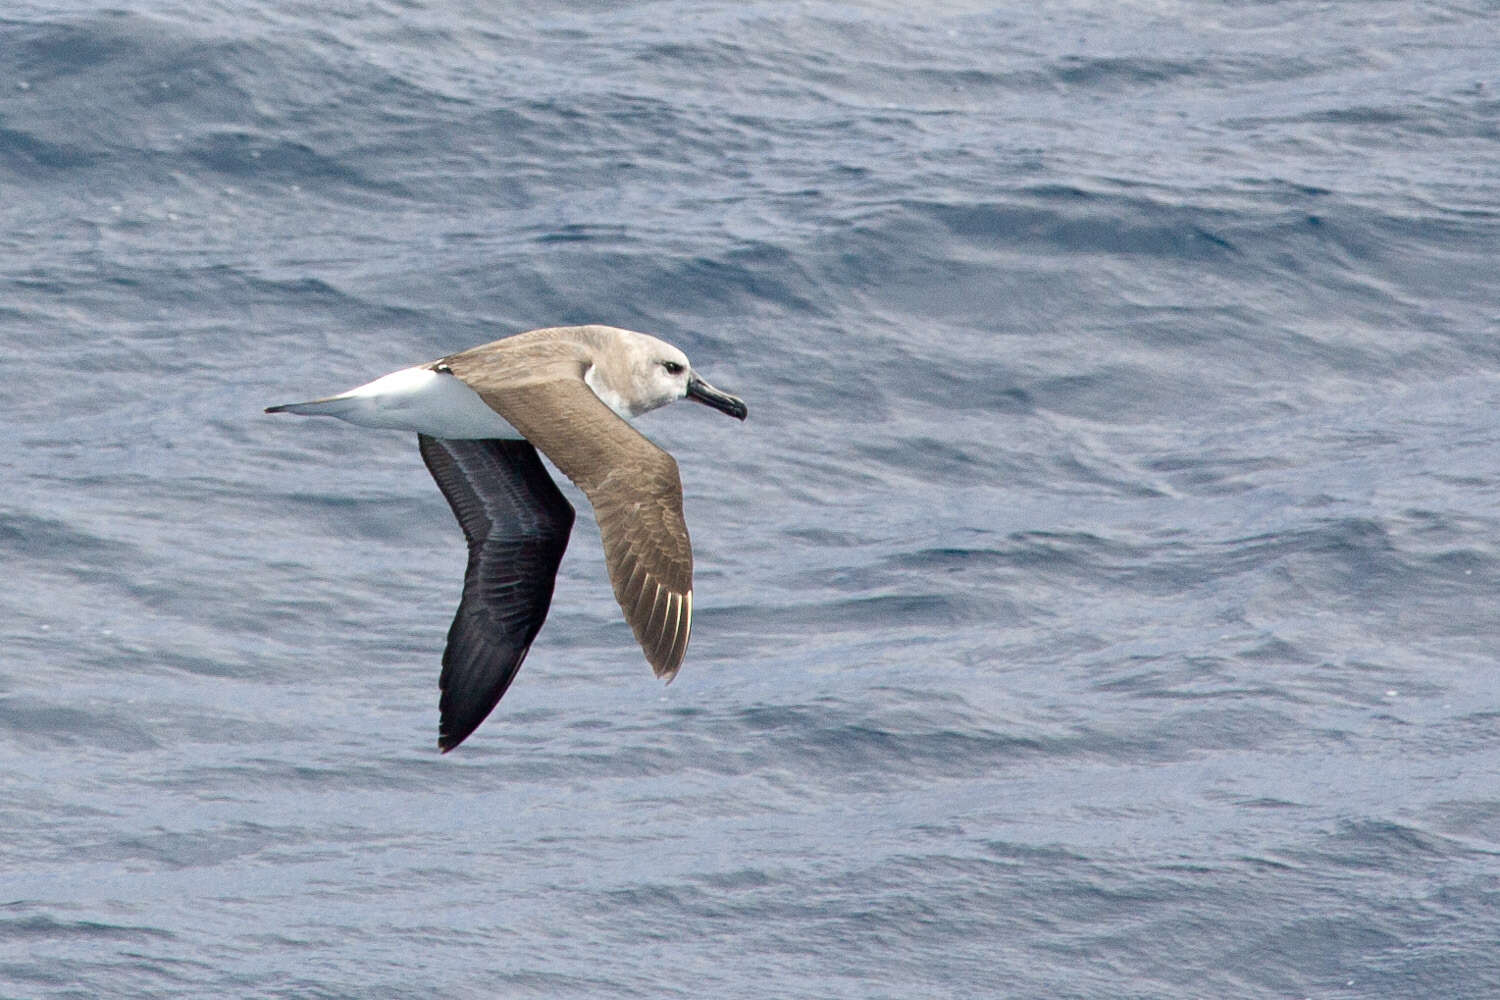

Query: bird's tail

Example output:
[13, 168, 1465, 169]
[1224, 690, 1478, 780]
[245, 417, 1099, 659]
[264, 394, 359, 417]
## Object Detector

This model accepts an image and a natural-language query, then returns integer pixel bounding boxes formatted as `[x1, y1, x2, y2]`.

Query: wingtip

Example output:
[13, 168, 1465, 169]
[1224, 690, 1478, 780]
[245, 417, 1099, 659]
[264, 404, 285, 414]
[646, 588, 690, 682]
[645, 641, 687, 682]
[438, 722, 465, 753]
[438, 719, 476, 753]
[650, 654, 682, 681]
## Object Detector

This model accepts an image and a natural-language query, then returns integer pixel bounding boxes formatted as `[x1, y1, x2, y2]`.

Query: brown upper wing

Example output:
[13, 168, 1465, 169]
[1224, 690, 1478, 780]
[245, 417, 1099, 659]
[457, 372, 693, 680]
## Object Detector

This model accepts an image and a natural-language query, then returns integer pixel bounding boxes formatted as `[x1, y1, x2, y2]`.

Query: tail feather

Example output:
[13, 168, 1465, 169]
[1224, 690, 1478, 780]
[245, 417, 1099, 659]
[264, 395, 359, 417]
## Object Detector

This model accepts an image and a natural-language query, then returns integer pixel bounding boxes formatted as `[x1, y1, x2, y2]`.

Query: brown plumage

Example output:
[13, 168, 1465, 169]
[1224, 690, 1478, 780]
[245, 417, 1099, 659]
[452, 372, 695, 681]
[267, 325, 747, 751]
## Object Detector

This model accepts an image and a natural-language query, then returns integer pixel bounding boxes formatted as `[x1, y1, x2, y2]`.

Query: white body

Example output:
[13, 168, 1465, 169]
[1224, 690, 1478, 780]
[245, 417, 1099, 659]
[274, 366, 523, 440]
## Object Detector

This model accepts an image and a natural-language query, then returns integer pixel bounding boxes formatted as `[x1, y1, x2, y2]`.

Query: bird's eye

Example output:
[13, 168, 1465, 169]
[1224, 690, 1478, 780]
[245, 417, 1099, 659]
[663, 361, 685, 375]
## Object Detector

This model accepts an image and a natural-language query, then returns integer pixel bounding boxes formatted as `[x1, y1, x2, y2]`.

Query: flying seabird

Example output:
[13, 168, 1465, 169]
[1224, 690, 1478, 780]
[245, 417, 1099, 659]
[266, 325, 748, 751]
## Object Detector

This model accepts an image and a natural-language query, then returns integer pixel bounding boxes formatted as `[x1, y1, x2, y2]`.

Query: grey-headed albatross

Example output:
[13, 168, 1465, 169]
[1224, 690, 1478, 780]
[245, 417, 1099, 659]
[266, 325, 747, 751]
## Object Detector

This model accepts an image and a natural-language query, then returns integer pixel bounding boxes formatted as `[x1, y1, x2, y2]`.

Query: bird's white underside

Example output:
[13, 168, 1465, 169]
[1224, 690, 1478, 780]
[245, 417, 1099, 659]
[278, 366, 523, 439]
[279, 362, 640, 438]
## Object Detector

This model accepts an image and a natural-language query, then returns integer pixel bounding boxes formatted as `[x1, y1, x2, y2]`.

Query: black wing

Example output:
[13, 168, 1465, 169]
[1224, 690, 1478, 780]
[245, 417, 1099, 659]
[418, 435, 575, 752]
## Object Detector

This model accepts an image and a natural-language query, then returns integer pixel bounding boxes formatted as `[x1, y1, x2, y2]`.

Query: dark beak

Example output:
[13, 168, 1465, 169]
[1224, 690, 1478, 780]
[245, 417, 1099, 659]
[686, 374, 748, 420]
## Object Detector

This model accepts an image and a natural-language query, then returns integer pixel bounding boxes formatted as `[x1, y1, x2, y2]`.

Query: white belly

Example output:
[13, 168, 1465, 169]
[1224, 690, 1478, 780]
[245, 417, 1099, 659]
[286, 366, 522, 439]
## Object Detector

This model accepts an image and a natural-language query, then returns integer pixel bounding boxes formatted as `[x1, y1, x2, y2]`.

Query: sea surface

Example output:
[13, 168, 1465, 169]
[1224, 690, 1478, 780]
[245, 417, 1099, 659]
[2, 2, 1499, 997]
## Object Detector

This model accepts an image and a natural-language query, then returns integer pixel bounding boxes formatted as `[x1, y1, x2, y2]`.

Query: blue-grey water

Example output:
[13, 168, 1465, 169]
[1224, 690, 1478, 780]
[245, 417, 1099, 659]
[3, 2, 1499, 997]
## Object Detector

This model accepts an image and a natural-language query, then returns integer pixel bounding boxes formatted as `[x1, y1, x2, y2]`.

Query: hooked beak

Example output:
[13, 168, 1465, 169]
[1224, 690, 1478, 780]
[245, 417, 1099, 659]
[686, 374, 748, 421]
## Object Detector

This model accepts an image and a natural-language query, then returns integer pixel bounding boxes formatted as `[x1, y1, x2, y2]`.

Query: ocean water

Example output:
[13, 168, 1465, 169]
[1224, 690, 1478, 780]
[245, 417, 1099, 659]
[3, 1, 1499, 996]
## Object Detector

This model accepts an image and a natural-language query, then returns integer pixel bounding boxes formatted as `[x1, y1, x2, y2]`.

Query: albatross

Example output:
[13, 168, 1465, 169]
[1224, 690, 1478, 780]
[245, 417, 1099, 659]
[266, 325, 747, 751]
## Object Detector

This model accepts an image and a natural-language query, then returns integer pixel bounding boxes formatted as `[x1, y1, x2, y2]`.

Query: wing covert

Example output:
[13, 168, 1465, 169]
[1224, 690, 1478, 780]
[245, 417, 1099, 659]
[460, 379, 695, 680]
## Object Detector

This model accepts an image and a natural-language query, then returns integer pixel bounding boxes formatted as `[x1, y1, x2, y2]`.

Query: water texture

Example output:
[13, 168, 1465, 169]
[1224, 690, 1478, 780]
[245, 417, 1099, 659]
[2, 1, 1498, 997]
